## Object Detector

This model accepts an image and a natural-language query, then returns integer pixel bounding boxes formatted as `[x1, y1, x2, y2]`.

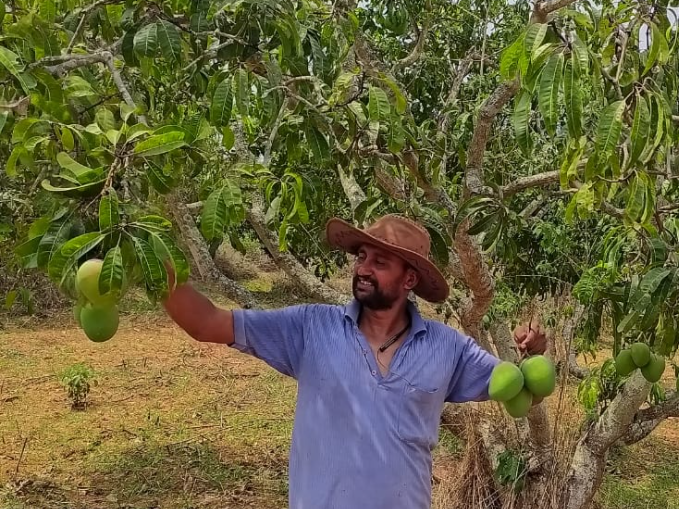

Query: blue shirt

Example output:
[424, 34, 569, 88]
[231, 299, 500, 509]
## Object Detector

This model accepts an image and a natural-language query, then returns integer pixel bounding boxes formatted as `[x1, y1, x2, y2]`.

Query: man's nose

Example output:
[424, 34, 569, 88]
[355, 263, 372, 277]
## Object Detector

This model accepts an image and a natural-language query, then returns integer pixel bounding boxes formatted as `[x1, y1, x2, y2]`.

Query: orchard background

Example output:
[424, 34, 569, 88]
[2, 0, 679, 507]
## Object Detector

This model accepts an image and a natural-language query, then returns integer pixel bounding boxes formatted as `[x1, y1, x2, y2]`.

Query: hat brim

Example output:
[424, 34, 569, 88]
[326, 218, 450, 303]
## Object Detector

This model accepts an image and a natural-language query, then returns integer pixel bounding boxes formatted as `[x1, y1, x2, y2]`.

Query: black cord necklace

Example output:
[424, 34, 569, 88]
[377, 315, 412, 353]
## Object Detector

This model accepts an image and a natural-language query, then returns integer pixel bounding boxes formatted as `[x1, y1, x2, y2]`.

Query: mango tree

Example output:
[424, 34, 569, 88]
[2, 0, 679, 508]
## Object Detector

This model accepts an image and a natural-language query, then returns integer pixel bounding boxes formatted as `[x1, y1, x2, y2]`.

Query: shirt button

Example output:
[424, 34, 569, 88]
[371, 370, 376, 376]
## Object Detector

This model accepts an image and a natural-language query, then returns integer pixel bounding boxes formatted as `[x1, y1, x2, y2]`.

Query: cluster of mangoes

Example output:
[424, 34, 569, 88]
[73, 259, 122, 343]
[489, 355, 556, 418]
[614, 342, 666, 383]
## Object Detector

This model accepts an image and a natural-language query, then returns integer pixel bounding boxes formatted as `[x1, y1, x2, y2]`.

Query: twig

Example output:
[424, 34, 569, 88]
[104, 55, 147, 124]
[14, 437, 28, 478]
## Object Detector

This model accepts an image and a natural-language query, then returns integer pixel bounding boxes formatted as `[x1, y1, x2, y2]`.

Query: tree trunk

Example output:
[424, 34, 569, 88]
[246, 194, 350, 305]
[214, 241, 259, 281]
[559, 372, 651, 509]
[165, 195, 260, 310]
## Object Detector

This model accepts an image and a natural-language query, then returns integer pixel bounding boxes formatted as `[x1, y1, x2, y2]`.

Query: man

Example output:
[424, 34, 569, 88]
[163, 214, 545, 509]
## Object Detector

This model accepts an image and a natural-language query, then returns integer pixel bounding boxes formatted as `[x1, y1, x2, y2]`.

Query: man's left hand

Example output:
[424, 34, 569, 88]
[513, 322, 547, 356]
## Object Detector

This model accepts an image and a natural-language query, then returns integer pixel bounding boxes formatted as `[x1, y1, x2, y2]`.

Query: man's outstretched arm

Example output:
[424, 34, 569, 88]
[162, 271, 234, 345]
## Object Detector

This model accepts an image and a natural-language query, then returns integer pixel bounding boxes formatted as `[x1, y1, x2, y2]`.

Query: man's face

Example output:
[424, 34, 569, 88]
[352, 244, 418, 310]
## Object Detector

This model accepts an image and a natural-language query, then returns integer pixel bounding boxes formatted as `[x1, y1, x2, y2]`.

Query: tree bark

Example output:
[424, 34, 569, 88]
[559, 372, 651, 509]
[337, 164, 366, 215]
[620, 391, 679, 445]
[165, 196, 260, 309]
[246, 194, 349, 305]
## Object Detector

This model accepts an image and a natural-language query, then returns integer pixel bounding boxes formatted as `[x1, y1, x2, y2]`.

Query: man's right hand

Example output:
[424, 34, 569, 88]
[162, 265, 235, 345]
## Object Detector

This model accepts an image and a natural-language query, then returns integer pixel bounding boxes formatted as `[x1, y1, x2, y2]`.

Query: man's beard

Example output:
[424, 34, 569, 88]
[352, 275, 397, 310]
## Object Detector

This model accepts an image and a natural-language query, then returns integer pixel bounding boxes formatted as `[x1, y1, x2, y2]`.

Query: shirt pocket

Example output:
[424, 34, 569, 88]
[397, 381, 443, 448]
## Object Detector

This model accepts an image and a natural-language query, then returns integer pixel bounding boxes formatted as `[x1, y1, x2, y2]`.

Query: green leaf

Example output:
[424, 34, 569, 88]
[368, 86, 390, 122]
[379, 76, 407, 115]
[630, 94, 651, 165]
[512, 90, 532, 154]
[0, 46, 32, 94]
[134, 132, 186, 157]
[309, 34, 328, 81]
[210, 77, 233, 127]
[624, 174, 645, 223]
[387, 117, 405, 154]
[201, 188, 228, 241]
[564, 58, 582, 138]
[96, 108, 116, 132]
[643, 23, 669, 76]
[16, 236, 42, 269]
[5, 146, 24, 177]
[304, 123, 329, 163]
[41, 178, 106, 197]
[48, 232, 105, 283]
[131, 236, 167, 294]
[135, 215, 172, 231]
[500, 34, 525, 79]
[640, 94, 666, 164]
[99, 246, 124, 296]
[29, 217, 51, 239]
[538, 52, 564, 136]
[0, 111, 8, 136]
[595, 101, 625, 156]
[234, 69, 250, 116]
[560, 143, 583, 188]
[122, 29, 138, 66]
[146, 161, 173, 194]
[149, 232, 189, 285]
[134, 23, 158, 58]
[222, 126, 235, 150]
[12, 118, 43, 144]
[524, 23, 548, 60]
[56, 152, 97, 178]
[99, 189, 120, 231]
[40, 0, 55, 21]
[60, 127, 75, 151]
[37, 220, 72, 269]
[157, 20, 182, 62]
[571, 33, 590, 75]
[425, 226, 449, 266]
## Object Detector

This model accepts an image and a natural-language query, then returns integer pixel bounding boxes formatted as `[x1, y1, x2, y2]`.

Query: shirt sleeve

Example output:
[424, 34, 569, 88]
[230, 305, 308, 379]
[445, 332, 501, 403]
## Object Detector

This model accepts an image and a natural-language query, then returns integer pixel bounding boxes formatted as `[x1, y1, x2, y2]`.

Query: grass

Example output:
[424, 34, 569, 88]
[1, 278, 679, 508]
[598, 437, 679, 509]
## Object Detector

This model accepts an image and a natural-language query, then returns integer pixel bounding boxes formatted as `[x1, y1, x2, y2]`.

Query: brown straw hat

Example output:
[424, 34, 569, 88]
[325, 214, 450, 303]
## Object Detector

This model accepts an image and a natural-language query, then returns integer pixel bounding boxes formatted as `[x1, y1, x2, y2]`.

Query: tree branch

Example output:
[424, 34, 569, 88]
[104, 55, 147, 124]
[532, 0, 580, 22]
[35, 51, 146, 124]
[502, 170, 560, 197]
[464, 79, 520, 196]
[65, 0, 126, 53]
[620, 392, 679, 445]
[391, 1, 431, 73]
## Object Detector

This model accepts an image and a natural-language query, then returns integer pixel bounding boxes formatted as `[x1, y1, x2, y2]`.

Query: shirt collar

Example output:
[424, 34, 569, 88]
[344, 299, 427, 338]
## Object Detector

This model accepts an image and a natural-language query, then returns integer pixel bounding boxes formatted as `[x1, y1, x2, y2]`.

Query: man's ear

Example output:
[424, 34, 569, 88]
[404, 269, 419, 291]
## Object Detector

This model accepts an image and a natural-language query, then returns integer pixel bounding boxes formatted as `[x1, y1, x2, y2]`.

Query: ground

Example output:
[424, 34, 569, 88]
[1, 279, 678, 509]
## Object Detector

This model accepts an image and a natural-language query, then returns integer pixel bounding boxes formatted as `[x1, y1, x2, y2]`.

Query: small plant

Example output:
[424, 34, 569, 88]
[60, 363, 97, 409]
